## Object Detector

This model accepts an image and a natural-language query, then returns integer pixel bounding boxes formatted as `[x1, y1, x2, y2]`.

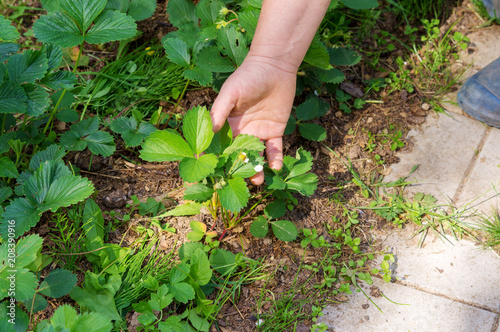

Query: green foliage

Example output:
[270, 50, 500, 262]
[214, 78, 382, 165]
[141, 106, 317, 241]
[33, 0, 137, 48]
[285, 94, 329, 141]
[110, 116, 156, 148]
[35, 304, 113, 332]
[106, 0, 157, 21]
[0, 156, 94, 239]
[60, 117, 115, 156]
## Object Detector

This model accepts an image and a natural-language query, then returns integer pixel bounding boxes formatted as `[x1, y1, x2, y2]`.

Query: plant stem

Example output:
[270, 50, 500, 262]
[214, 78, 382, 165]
[44, 46, 83, 134]
[230, 190, 274, 227]
[160, 79, 190, 129]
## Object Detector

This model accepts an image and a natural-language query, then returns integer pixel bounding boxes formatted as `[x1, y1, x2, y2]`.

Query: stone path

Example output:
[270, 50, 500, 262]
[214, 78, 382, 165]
[318, 23, 500, 332]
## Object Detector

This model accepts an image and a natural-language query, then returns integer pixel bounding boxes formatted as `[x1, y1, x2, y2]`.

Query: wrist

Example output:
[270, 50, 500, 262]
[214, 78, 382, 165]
[243, 49, 300, 75]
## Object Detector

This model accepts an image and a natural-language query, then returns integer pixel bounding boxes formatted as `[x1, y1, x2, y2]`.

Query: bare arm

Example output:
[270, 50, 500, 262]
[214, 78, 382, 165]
[211, 0, 330, 185]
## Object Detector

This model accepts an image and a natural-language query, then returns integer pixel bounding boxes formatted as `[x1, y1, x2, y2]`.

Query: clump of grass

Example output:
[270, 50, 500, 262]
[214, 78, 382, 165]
[390, 0, 457, 21]
[78, 43, 187, 119]
[475, 211, 500, 248]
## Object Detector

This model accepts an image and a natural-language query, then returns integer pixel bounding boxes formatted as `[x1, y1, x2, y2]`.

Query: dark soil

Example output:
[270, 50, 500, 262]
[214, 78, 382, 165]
[5, 0, 486, 331]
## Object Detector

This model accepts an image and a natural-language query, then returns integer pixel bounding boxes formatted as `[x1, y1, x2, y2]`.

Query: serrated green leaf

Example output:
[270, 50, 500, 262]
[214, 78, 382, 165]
[0, 303, 29, 332]
[162, 37, 190, 68]
[184, 183, 214, 202]
[209, 248, 236, 275]
[86, 10, 137, 44]
[71, 116, 99, 136]
[110, 116, 136, 134]
[38, 269, 77, 298]
[299, 122, 327, 141]
[158, 316, 183, 332]
[288, 147, 313, 178]
[179, 154, 218, 183]
[7, 50, 48, 84]
[197, 46, 235, 73]
[50, 304, 78, 328]
[183, 106, 214, 154]
[43, 175, 95, 211]
[59, 131, 87, 151]
[33, 12, 85, 48]
[264, 200, 286, 219]
[223, 134, 264, 155]
[178, 242, 204, 261]
[195, 0, 223, 25]
[23, 293, 48, 313]
[0, 81, 27, 114]
[250, 216, 269, 238]
[217, 27, 248, 66]
[149, 285, 173, 311]
[43, 43, 63, 72]
[85, 131, 115, 157]
[41, 71, 76, 90]
[169, 282, 195, 303]
[296, 95, 321, 121]
[56, 108, 78, 123]
[160, 202, 203, 217]
[140, 129, 193, 161]
[183, 66, 212, 86]
[12, 234, 44, 268]
[0, 198, 39, 239]
[341, 0, 379, 10]
[82, 198, 105, 252]
[238, 10, 259, 37]
[128, 0, 157, 21]
[271, 220, 298, 242]
[317, 67, 345, 84]
[50, 89, 74, 110]
[286, 173, 318, 196]
[73, 312, 113, 332]
[216, 177, 249, 213]
[24, 84, 50, 117]
[329, 47, 361, 66]
[0, 157, 18, 178]
[121, 122, 156, 147]
[304, 37, 332, 70]
[167, 0, 197, 27]
[0, 42, 19, 62]
[205, 121, 232, 155]
[11, 269, 38, 302]
[189, 248, 212, 286]
[0, 15, 20, 42]
[188, 310, 210, 332]
[0, 187, 12, 205]
[69, 273, 122, 322]
[59, 0, 106, 32]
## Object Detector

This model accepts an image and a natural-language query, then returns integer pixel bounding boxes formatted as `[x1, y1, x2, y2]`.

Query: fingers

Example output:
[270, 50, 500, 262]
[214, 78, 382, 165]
[211, 85, 236, 133]
[265, 137, 283, 171]
[250, 172, 264, 185]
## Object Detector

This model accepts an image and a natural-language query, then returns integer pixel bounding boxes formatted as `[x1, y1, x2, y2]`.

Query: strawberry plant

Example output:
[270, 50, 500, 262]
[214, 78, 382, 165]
[285, 94, 330, 141]
[140, 106, 318, 242]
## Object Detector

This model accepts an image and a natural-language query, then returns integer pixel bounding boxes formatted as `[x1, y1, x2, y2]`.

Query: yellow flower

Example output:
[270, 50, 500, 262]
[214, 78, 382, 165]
[219, 7, 229, 16]
[215, 20, 229, 29]
[145, 47, 155, 56]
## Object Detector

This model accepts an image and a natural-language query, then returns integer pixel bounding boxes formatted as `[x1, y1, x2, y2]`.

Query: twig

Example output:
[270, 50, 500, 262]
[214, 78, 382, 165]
[79, 170, 124, 179]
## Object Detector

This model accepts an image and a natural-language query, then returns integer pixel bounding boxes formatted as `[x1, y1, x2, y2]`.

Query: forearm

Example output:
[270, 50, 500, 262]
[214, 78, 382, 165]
[247, 0, 330, 73]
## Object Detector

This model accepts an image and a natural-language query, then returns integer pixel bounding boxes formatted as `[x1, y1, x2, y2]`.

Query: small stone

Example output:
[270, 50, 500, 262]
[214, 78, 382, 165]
[421, 103, 431, 111]
[367, 117, 373, 124]
[103, 188, 127, 208]
[335, 111, 343, 118]
[407, 116, 426, 124]
[362, 303, 370, 309]
[56, 121, 66, 131]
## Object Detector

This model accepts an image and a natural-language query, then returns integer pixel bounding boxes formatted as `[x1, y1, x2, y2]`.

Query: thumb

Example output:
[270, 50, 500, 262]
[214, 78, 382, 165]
[211, 84, 237, 133]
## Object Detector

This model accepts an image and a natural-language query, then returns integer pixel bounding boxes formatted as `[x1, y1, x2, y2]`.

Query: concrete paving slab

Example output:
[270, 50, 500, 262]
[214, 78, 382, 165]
[373, 226, 500, 312]
[454, 127, 500, 215]
[384, 112, 487, 204]
[318, 278, 497, 332]
[461, 27, 500, 77]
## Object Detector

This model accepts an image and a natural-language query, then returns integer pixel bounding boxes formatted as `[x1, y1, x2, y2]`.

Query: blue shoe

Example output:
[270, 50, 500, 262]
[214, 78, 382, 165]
[482, 0, 500, 18]
[457, 57, 500, 128]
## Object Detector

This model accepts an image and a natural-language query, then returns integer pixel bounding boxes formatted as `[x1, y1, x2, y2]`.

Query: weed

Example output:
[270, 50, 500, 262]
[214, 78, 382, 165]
[475, 211, 500, 248]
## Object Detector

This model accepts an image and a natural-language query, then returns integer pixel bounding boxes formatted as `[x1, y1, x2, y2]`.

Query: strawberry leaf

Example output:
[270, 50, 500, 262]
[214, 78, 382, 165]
[59, 0, 106, 32]
[162, 37, 191, 68]
[179, 154, 218, 183]
[86, 10, 137, 44]
[271, 220, 298, 242]
[250, 216, 269, 238]
[182, 105, 214, 154]
[184, 183, 214, 202]
[216, 177, 249, 213]
[140, 130, 193, 161]
[0, 15, 19, 42]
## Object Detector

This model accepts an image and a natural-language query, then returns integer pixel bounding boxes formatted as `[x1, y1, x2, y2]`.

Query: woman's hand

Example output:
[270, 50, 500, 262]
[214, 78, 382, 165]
[211, 54, 297, 185]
